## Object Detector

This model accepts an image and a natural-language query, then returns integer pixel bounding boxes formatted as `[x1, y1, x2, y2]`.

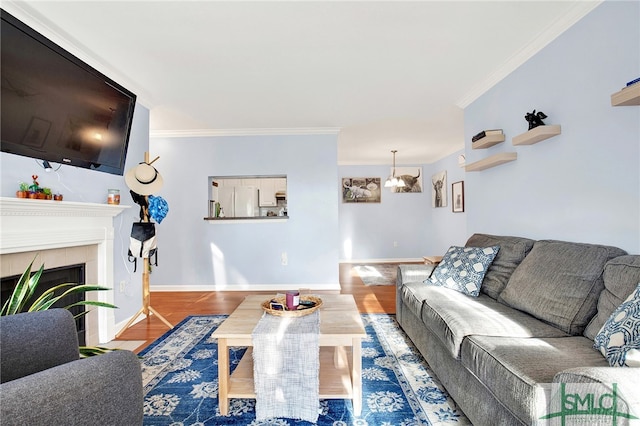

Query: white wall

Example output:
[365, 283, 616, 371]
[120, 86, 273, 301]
[464, 1, 639, 253]
[149, 133, 340, 290]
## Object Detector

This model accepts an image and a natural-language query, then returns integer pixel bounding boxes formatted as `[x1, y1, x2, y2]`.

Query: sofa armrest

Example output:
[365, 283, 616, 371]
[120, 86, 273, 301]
[397, 264, 436, 288]
[0, 349, 143, 425]
[553, 367, 640, 419]
[0, 309, 80, 383]
[396, 264, 437, 320]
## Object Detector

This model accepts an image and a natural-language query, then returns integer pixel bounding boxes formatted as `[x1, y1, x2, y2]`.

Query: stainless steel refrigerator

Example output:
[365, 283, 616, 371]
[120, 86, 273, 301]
[217, 186, 259, 217]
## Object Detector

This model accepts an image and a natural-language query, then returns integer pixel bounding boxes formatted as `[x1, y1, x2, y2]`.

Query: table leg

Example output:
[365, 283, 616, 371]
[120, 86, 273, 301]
[218, 338, 229, 415]
[352, 337, 362, 416]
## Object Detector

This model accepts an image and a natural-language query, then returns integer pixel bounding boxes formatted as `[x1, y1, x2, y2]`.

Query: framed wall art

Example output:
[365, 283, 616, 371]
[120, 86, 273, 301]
[21, 117, 51, 148]
[390, 167, 423, 193]
[431, 171, 447, 207]
[342, 177, 381, 203]
[452, 181, 464, 213]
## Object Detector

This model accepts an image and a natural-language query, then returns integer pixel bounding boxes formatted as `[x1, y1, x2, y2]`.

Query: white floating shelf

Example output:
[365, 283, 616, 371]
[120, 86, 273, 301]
[611, 84, 640, 106]
[465, 152, 517, 172]
[472, 133, 505, 149]
[512, 125, 561, 146]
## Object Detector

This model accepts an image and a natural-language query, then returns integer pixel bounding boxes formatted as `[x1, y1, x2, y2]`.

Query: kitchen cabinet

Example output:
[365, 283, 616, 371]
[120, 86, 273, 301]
[275, 178, 287, 194]
[259, 179, 277, 206]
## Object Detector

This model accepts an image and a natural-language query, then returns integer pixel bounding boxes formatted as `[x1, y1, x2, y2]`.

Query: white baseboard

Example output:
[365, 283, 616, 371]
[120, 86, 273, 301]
[339, 258, 423, 264]
[114, 313, 147, 336]
[149, 283, 342, 292]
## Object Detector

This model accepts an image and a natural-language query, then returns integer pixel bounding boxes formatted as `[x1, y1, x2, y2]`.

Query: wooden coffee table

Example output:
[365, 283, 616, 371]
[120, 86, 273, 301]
[211, 294, 367, 416]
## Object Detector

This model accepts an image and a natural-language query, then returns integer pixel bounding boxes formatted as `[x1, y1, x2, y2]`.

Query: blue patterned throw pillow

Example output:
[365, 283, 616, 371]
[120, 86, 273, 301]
[426, 245, 500, 297]
[594, 283, 640, 367]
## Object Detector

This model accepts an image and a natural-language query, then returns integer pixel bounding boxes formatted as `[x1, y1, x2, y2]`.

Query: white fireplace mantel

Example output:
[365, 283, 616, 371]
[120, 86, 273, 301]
[0, 197, 129, 254]
[0, 197, 129, 343]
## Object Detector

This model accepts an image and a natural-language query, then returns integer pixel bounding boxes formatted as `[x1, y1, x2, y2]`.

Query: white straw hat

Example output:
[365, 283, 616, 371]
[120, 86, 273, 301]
[125, 162, 164, 195]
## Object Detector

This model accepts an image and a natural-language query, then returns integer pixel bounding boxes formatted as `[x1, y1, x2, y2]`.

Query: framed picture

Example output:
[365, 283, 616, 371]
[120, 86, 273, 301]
[342, 177, 381, 203]
[452, 181, 465, 213]
[21, 117, 51, 148]
[390, 167, 423, 193]
[431, 171, 447, 207]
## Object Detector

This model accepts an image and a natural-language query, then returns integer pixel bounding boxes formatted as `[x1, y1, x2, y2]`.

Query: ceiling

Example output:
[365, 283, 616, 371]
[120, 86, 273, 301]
[5, 1, 600, 165]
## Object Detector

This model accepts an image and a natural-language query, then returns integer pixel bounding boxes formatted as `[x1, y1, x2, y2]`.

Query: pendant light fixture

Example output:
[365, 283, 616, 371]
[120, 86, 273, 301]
[384, 150, 405, 188]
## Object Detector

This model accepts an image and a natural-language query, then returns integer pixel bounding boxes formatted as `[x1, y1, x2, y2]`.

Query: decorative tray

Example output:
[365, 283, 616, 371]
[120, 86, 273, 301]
[261, 295, 323, 317]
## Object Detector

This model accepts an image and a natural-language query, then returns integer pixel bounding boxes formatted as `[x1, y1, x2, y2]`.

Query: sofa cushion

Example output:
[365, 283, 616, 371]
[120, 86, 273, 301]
[461, 335, 609, 425]
[593, 283, 640, 367]
[418, 286, 567, 358]
[585, 255, 640, 340]
[398, 281, 436, 320]
[428, 245, 499, 296]
[498, 240, 627, 335]
[465, 233, 535, 299]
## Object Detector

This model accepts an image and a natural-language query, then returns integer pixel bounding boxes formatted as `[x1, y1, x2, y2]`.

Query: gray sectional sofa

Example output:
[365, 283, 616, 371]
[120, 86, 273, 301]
[396, 234, 640, 425]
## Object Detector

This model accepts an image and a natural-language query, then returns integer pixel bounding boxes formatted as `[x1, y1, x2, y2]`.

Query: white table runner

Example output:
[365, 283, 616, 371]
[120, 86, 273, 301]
[252, 311, 320, 423]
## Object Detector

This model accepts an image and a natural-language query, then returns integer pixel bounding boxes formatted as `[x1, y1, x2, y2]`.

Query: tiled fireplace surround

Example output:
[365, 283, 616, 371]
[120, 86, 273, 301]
[0, 197, 128, 345]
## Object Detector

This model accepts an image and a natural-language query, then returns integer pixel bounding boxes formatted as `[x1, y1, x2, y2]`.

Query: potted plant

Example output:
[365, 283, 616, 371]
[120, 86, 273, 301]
[53, 193, 63, 201]
[28, 175, 40, 199]
[1, 257, 119, 357]
[16, 182, 29, 198]
[42, 188, 53, 200]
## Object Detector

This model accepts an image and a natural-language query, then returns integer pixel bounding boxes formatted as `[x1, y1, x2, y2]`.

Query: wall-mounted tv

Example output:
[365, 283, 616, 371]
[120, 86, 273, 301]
[1, 9, 136, 176]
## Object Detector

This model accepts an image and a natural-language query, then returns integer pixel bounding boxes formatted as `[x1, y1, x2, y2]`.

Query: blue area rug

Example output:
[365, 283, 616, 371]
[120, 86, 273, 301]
[139, 314, 470, 425]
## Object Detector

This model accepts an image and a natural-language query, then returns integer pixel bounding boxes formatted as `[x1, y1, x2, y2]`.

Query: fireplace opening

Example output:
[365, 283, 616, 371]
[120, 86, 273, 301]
[1, 264, 86, 345]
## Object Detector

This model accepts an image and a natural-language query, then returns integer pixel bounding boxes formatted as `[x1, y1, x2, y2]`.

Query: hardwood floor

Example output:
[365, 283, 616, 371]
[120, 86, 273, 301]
[115, 263, 405, 353]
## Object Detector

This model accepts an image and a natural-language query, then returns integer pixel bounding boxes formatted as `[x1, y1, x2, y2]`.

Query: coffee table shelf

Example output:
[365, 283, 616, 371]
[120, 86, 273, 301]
[228, 346, 355, 400]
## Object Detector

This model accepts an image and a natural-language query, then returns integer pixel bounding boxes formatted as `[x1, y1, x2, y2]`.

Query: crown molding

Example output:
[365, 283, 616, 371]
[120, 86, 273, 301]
[150, 127, 342, 138]
[455, 1, 602, 109]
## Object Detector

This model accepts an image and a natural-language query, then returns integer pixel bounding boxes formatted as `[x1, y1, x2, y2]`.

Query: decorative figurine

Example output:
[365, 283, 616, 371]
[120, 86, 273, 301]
[525, 110, 547, 130]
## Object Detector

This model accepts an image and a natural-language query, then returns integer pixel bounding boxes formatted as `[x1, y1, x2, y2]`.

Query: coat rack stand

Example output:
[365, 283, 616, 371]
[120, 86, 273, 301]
[116, 152, 173, 338]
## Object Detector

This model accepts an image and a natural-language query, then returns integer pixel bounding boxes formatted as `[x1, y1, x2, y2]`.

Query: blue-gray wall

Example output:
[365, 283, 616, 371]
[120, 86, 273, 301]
[338, 152, 466, 261]
[149, 134, 340, 290]
[464, 0, 639, 253]
[339, 1, 639, 257]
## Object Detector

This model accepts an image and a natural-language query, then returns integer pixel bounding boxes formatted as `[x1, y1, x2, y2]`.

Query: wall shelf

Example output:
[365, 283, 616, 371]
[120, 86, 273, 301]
[465, 152, 517, 172]
[472, 133, 505, 149]
[611, 84, 640, 106]
[512, 125, 561, 146]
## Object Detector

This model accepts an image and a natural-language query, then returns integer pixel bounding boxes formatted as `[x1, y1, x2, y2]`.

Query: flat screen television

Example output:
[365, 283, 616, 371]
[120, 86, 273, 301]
[1, 9, 136, 175]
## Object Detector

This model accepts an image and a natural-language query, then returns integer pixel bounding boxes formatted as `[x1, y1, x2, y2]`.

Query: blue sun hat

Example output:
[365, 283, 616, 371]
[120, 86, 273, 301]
[148, 195, 169, 223]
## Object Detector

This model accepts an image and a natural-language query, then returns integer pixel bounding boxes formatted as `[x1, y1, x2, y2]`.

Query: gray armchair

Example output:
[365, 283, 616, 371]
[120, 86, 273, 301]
[1, 309, 143, 425]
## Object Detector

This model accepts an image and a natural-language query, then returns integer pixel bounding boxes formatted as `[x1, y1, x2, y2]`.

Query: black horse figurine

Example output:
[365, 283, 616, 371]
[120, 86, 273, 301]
[525, 110, 547, 130]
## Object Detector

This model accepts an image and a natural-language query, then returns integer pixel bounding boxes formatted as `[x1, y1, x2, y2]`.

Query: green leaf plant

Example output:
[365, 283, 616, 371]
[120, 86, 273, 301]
[1, 257, 119, 357]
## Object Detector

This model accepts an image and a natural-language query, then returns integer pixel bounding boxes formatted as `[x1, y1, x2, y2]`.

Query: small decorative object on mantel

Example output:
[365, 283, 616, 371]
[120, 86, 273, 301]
[16, 182, 29, 198]
[525, 110, 547, 130]
[28, 174, 40, 198]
